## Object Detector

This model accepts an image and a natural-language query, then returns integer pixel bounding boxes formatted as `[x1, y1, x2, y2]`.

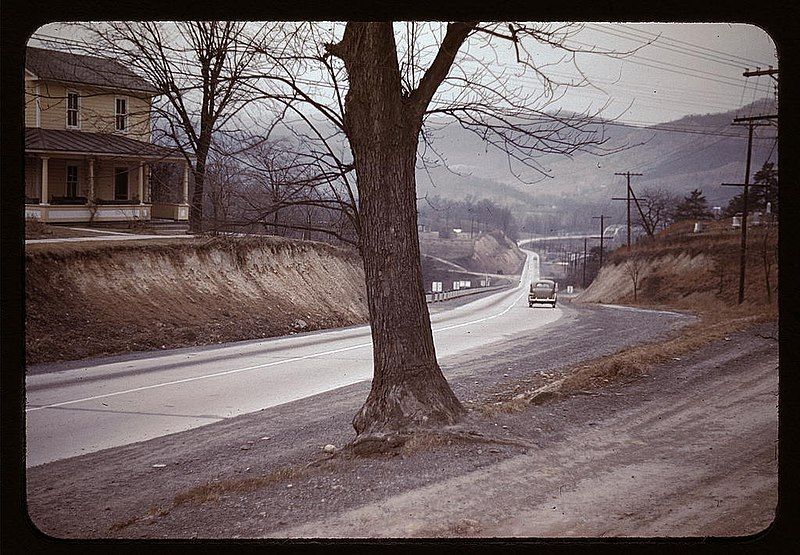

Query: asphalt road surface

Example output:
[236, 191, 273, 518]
[29, 287, 762, 540]
[26, 251, 558, 467]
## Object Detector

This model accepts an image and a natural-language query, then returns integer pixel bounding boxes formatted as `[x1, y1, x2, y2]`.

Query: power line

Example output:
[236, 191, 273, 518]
[585, 25, 749, 70]
[564, 34, 773, 92]
[501, 63, 765, 106]
[593, 118, 773, 139]
[585, 24, 773, 70]
[30, 32, 777, 140]
[36, 30, 774, 98]
[505, 70, 765, 113]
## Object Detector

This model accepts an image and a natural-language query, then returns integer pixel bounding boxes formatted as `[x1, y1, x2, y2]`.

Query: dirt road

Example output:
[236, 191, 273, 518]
[24, 305, 777, 540]
[280, 326, 778, 538]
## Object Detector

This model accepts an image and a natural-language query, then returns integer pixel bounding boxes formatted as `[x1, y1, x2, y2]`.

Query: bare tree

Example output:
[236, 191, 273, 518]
[227, 133, 361, 244]
[237, 22, 634, 443]
[624, 252, 646, 303]
[638, 186, 677, 236]
[203, 154, 243, 234]
[74, 22, 267, 232]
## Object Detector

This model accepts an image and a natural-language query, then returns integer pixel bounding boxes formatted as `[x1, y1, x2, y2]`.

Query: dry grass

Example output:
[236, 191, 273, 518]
[480, 290, 777, 417]
[429, 517, 484, 537]
[399, 431, 450, 455]
[106, 452, 357, 534]
[172, 467, 307, 508]
[108, 514, 140, 532]
[109, 465, 312, 533]
[25, 219, 99, 240]
[559, 308, 772, 393]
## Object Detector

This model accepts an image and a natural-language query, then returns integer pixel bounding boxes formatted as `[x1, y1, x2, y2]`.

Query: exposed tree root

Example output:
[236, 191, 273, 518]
[351, 371, 466, 439]
[343, 425, 533, 458]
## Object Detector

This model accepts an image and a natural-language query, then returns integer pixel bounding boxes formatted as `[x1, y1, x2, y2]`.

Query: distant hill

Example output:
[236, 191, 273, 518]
[416, 99, 778, 209]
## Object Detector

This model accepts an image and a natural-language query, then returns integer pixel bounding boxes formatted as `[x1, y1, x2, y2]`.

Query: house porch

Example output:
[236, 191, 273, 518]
[24, 154, 190, 224]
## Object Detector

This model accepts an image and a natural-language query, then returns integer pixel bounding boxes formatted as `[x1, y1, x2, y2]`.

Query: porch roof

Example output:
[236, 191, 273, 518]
[26, 128, 185, 161]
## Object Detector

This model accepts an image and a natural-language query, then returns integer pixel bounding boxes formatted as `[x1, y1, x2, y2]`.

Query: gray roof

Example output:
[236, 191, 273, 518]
[26, 46, 159, 95]
[26, 128, 183, 160]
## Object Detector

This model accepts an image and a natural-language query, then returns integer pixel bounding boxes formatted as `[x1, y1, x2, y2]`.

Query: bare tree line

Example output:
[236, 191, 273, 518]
[418, 195, 519, 240]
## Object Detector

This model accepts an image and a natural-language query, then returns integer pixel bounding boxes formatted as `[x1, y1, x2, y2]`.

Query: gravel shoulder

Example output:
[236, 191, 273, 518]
[24, 303, 778, 540]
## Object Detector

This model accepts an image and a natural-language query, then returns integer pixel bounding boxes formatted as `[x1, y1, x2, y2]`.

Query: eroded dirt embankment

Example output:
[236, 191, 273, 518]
[26, 237, 368, 365]
[419, 230, 526, 276]
[576, 221, 778, 317]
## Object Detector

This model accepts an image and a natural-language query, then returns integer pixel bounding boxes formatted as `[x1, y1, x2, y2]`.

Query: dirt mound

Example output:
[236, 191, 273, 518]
[25, 236, 368, 364]
[468, 231, 525, 275]
[578, 252, 716, 304]
[419, 230, 525, 276]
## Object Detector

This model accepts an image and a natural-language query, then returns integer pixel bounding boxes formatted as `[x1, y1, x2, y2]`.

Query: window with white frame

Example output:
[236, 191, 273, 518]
[66, 92, 79, 128]
[115, 97, 128, 132]
[66, 164, 79, 197]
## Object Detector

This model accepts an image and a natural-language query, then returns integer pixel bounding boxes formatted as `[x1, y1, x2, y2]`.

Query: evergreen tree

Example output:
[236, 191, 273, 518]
[672, 189, 713, 222]
[724, 162, 778, 216]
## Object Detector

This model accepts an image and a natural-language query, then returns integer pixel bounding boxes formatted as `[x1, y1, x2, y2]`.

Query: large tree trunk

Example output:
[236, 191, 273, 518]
[332, 23, 464, 437]
[189, 126, 213, 233]
[189, 157, 206, 233]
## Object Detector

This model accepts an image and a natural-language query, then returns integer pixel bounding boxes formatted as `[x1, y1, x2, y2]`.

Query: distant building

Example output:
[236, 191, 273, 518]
[602, 224, 646, 247]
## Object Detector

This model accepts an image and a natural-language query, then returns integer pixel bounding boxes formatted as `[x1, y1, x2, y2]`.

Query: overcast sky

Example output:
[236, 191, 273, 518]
[31, 22, 777, 126]
[548, 23, 777, 123]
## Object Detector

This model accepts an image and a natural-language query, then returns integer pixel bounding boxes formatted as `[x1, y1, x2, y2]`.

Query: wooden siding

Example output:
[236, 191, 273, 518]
[25, 80, 38, 127]
[26, 80, 152, 141]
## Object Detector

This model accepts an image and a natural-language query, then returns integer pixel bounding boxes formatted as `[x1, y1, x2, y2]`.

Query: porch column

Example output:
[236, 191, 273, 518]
[138, 162, 145, 204]
[40, 156, 49, 205]
[87, 157, 95, 201]
[145, 165, 151, 203]
[182, 162, 189, 204]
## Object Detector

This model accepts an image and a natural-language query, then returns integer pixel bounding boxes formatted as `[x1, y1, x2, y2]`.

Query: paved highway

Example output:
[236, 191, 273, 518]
[25, 250, 560, 467]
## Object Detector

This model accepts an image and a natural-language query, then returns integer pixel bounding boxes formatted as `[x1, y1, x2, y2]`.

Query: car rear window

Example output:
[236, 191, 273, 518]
[534, 282, 552, 288]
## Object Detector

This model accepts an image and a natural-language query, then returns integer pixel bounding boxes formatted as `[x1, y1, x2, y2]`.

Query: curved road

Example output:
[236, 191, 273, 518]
[26, 250, 557, 467]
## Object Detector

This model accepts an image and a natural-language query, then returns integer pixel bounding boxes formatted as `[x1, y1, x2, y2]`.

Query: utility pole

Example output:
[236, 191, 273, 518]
[722, 122, 771, 303]
[582, 236, 587, 288]
[719, 65, 778, 304]
[743, 66, 778, 80]
[612, 172, 643, 250]
[592, 215, 605, 269]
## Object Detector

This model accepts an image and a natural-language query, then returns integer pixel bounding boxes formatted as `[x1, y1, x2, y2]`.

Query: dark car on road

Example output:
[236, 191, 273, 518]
[528, 279, 558, 308]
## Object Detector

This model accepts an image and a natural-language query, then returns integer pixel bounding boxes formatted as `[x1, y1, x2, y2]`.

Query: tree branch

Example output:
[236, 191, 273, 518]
[406, 22, 478, 122]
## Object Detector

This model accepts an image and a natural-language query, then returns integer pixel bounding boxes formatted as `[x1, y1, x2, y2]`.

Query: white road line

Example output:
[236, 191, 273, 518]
[597, 304, 686, 316]
[26, 341, 372, 413]
[433, 290, 527, 332]
[26, 288, 529, 413]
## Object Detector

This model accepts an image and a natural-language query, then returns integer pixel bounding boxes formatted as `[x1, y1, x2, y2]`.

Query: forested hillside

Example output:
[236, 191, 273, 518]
[416, 99, 778, 210]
